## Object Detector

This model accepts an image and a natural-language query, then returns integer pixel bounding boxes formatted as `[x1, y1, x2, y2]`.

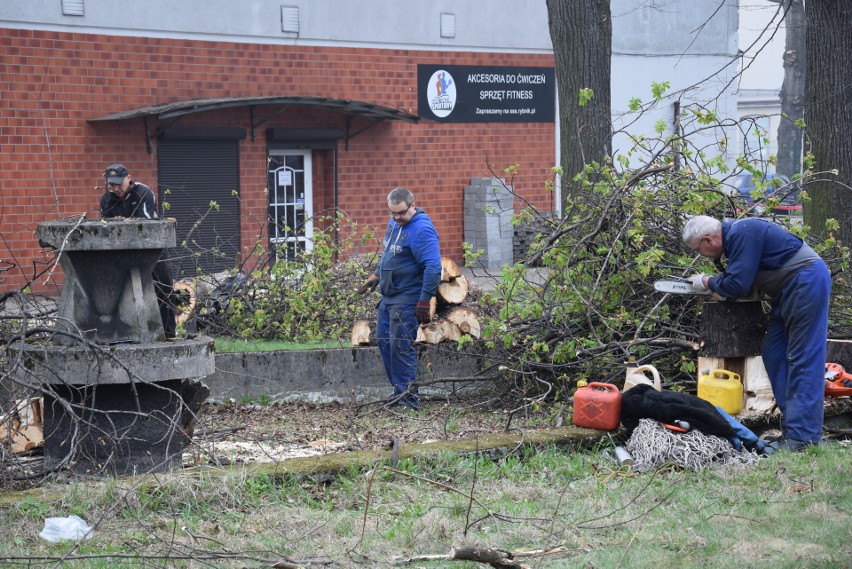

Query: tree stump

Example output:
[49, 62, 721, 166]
[699, 301, 766, 356]
[826, 339, 852, 368]
[697, 300, 770, 416]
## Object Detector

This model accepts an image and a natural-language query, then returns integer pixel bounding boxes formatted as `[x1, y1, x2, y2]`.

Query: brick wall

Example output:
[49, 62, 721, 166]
[0, 28, 556, 293]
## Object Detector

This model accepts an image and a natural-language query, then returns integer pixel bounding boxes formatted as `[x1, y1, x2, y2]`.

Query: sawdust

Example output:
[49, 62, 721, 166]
[186, 398, 550, 466]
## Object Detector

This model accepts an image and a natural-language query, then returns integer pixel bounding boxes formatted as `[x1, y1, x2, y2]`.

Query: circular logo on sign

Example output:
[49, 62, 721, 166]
[427, 70, 456, 118]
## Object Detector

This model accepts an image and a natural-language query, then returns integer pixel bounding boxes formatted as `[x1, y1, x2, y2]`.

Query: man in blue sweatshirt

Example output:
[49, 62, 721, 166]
[683, 215, 830, 452]
[360, 187, 442, 410]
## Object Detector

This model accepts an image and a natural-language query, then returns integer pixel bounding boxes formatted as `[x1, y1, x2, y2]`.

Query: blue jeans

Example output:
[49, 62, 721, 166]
[762, 260, 831, 443]
[376, 300, 419, 407]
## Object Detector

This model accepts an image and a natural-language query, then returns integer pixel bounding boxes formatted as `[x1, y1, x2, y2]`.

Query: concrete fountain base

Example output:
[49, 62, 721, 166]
[14, 337, 214, 475]
[43, 379, 185, 475]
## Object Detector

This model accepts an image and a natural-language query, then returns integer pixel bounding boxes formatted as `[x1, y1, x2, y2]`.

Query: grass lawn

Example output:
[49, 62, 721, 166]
[1, 437, 848, 568]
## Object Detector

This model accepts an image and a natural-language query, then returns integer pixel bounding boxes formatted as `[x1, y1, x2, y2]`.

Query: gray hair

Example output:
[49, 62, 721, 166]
[387, 187, 414, 206]
[682, 215, 721, 246]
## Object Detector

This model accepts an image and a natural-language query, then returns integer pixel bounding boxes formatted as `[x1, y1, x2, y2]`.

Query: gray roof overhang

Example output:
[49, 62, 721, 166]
[88, 95, 421, 150]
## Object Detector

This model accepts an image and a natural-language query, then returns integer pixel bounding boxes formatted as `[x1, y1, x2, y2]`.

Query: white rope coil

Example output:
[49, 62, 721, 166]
[626, 419, 760, 472]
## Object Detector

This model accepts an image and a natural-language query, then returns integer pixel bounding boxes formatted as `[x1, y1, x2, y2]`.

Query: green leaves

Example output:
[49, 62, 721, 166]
[220, 216, 376, 342]
[650, 81, 670, 100]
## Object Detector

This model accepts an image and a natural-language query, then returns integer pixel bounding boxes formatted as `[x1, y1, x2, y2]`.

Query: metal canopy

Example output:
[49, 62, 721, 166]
[88, 95, 420, 123]
[88, 95, 421, 151]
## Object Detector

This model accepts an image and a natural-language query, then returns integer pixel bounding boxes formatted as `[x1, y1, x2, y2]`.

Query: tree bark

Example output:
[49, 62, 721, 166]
[826, 339, 852, 368]
[698, 301, 766, 357]
[803, 1, 852, 242]
[776, 0, 805, 179]
[546, 0, 612, 210]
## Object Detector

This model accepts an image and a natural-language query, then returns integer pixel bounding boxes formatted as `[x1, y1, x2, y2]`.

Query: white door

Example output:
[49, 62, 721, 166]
[268, 150, 313, 263]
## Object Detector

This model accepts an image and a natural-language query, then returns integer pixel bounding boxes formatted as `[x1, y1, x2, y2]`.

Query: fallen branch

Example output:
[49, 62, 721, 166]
[395, 545, 569, 568]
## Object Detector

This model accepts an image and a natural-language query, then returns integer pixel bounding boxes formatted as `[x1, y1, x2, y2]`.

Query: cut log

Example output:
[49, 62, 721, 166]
[438, 274, 468, 305]
[417, 323, 442, 344]
[439, 320, 462, 342]
[0, 398, 44, 453]
[173, 279, 197, 326]
[440, 256, 462, 282]
[699, 300, 766, 356]
[446, 306, 481, 338]
[415, 321, 462, 344]
[350, 319, 372, 346]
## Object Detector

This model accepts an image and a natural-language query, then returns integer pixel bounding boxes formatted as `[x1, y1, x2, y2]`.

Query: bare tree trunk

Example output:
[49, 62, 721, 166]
[803, 1, 852, 242]
[776, 0, 805, 179]
[546, 0, 612, 209]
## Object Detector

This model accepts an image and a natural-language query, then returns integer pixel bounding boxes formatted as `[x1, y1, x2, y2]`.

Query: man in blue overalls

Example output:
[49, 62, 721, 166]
[683, 215, 830, 452]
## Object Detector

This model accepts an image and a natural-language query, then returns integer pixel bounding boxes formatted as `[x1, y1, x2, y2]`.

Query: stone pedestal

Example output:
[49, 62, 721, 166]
[14, 219, 214, 475]
[38, 219, 176, 343]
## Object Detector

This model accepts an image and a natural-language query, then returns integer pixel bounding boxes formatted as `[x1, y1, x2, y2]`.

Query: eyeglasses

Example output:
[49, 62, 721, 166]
[388, 203, 412, 217]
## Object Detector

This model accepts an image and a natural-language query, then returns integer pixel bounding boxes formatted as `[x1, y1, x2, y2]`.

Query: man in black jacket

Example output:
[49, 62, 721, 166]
[100, 164, 177, 338]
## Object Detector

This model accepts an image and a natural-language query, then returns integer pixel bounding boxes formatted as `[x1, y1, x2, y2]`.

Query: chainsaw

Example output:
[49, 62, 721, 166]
[825, 363, 852, 397]
[653, 278, 761, 301]
[653, 278, 709, 295]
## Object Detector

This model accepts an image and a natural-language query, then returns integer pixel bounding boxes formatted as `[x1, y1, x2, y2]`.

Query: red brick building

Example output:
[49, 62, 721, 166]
[0, 3, 556, 292]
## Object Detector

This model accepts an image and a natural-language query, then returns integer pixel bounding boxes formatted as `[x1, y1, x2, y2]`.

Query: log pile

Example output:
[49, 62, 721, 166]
[0, 398, 44, 454]
[350, 257, 482, 345]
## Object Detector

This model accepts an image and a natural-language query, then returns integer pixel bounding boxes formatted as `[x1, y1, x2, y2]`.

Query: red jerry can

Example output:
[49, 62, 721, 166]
[572, 382, 622, 431]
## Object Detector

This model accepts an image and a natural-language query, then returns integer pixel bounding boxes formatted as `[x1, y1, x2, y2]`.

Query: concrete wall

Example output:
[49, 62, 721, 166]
[0, 0, 553, 52]
[205, 346, 485, 403]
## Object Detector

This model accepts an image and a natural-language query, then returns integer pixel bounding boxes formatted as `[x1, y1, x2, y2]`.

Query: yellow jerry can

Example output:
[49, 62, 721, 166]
[698, 369, 743, 415]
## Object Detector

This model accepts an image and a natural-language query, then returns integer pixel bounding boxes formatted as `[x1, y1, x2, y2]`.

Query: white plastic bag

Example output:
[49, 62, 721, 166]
[39, 515, 94, 543]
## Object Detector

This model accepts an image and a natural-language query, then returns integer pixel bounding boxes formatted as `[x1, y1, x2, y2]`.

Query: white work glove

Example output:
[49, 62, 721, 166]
[688, 274, 708, 292]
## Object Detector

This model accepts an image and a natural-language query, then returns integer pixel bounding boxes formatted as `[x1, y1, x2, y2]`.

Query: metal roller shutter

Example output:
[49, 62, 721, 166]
[157, 138, 241, 278]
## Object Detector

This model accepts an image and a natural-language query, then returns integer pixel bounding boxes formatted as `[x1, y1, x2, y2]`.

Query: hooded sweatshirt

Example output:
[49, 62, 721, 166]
[376, 208, 442, 305]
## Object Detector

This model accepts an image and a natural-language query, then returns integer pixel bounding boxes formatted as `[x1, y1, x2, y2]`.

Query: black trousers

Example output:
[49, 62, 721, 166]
[152, 255, 176, 338]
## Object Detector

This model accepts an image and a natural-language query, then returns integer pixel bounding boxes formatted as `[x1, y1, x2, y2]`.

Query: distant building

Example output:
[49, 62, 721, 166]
[0, 1, 740, 293]
[736, 0, 788, 172]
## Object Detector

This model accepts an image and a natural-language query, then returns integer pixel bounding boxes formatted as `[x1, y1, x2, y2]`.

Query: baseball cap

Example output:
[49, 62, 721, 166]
[103, 164, 129, 185]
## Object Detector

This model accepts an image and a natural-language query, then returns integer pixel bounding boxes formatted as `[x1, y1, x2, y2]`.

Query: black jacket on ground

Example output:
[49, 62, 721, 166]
[620, 384, 738, 439]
